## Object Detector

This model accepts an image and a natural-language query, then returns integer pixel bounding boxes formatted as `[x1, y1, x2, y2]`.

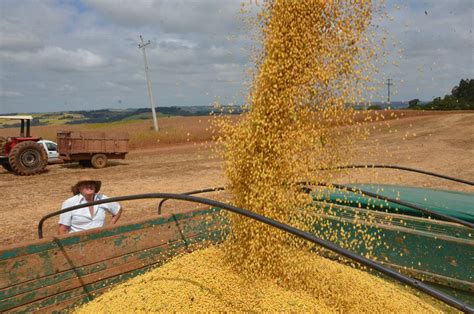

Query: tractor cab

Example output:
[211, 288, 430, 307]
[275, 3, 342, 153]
[0, 116, 47, 175]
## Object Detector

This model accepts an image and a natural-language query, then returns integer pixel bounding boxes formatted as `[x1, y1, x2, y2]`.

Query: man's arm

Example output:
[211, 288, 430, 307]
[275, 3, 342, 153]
[111, 208, 122, 224]
[58, 224, 70, 235]
[58, 197, 74, 235]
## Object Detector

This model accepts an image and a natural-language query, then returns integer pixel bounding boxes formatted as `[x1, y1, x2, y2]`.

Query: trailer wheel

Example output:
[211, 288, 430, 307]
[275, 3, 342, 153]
[8, 141, 47, 175]
[91, 154, 107, 169]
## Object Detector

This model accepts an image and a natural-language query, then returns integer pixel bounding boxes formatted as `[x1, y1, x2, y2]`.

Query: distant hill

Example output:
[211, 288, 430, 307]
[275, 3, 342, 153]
[352, 101, 410, 110]
[0, 106, 243, 128]
[1, 102, 418, 128]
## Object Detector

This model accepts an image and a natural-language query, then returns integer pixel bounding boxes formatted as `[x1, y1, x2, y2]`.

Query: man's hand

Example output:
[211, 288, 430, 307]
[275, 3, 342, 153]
[58, 224, 69, 235]
[111, 208, 122, 224]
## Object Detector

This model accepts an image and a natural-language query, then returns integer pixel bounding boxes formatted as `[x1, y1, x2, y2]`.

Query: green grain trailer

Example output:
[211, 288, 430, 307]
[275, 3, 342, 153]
[1, 185, 472, 312]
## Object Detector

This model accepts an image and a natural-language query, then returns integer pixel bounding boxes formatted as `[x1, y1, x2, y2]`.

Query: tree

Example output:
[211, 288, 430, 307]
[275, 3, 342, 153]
[451, 79, 474, 103]
[367, 104, 382, 110]
[416, 79, 474, 110]
[408, 99, 421, 109]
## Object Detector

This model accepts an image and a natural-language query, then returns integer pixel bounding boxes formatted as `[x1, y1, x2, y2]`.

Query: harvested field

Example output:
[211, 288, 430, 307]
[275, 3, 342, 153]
[0, 116, 220, 149]
[0, 111, 473, 246]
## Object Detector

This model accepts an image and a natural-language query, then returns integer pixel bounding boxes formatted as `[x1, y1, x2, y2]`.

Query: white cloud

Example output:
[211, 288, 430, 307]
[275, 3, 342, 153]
[0, 91, 23, 97]
[131, 73, 146, 82]
[40, 47, 105, 69]
[81, 0, 159, 26]
[150, 45, 196, 66]
[211, 63, 242, 83]
[1, 46, 105, 71]
[82, 0, 241, 34]
[158, 38, 196, 49]
[56, 84, 78, 93]
[0, 33, 43, 51]
[104, 81, 132, 92]
[0, 0, 75, 51]
[209, 46, 230, 58]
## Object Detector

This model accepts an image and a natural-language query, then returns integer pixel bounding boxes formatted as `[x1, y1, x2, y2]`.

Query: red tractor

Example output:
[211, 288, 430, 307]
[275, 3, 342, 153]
[0, 116, 47, 175]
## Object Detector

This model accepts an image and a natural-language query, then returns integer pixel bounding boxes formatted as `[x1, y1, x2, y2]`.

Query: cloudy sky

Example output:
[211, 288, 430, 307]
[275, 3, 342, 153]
[0, 0, 472, 114]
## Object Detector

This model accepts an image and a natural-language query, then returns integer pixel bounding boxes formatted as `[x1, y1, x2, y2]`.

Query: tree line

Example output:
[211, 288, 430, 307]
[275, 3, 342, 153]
[409, 79, 474, 110]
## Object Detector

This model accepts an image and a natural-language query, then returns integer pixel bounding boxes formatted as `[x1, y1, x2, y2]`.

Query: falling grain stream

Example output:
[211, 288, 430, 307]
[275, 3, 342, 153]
[77, 1, 451, 312]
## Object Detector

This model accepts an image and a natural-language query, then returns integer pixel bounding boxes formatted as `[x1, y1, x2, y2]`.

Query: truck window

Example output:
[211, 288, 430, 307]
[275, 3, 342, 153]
[46, 143, 57, 151]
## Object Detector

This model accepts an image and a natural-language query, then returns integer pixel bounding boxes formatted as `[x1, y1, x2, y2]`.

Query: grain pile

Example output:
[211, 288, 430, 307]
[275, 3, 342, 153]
[76, 246, 441, 313]
[76, 1, 442, 312]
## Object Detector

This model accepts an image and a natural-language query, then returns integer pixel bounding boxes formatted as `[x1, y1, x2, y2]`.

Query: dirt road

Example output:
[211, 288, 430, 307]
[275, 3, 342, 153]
[1, 112, 473, 246]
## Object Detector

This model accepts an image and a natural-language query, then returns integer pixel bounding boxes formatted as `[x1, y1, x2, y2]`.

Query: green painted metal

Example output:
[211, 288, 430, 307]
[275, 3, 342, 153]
[1, 225, 214, 291]
[0, 230, 224, 311]
[311, 204, 472, 278]
[318, 184, 474, 223]
[0, 208, 226, 313]
[309, 184, 474, 306]
[3, 231, 225, 313]
[0, 207, 220, 261]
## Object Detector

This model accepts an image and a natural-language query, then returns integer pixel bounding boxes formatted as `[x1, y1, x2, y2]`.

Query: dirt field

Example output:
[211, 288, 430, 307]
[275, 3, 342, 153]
[1, 111, 473, 246]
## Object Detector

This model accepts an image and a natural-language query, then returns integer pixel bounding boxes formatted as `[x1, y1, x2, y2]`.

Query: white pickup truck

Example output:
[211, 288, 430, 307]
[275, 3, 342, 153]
[37, 140, 61, 164]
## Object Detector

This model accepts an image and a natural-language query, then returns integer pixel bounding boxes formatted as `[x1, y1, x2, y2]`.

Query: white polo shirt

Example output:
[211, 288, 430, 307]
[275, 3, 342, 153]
[58, 194, 121, 233]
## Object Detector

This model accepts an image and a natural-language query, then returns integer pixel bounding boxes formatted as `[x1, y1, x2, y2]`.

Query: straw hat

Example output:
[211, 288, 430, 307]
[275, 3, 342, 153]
[71, 176, 102, 195]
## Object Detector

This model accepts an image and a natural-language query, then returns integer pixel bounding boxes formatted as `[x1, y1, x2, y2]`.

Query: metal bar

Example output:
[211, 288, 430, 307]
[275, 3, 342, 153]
[20, 120, 24, 137]
[26, 119, 30, 138]
[323, 164, 473, 186]
[158, 187, 225, 214]
[310, 183, 474, 229]
[38, 193, 472, 312]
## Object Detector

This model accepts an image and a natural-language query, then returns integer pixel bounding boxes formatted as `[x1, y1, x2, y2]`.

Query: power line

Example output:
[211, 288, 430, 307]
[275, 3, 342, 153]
[138, 35, 159, 132]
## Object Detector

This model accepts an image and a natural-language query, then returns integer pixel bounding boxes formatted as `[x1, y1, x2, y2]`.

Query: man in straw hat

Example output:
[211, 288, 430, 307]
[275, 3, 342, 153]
[58, 176, 122, 234]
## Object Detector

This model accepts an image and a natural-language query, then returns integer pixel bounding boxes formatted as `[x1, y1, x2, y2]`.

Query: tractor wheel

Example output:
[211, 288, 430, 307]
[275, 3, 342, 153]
[91, 154, 107, 169]
[2, 163, 13, 172]
[0, 136, 6, 154]
[8, 141, 48, 175]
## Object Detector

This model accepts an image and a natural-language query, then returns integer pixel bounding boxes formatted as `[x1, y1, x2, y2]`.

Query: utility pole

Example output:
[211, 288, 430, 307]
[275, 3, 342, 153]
[138, 35, 159, 132]
[385, 78, 393, 105]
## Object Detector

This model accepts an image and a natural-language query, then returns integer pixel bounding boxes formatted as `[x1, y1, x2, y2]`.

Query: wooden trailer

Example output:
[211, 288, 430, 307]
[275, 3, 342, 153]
[57, 131, 129, 168]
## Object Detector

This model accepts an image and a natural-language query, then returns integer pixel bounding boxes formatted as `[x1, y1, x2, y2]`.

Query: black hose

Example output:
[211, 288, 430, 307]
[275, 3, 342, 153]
[38, 193, 472, 312]
[322, 164, 474, 186]
[163, 182, 472, 228]
[158, 187, 225, 215]
[303, 182, 474, 229]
